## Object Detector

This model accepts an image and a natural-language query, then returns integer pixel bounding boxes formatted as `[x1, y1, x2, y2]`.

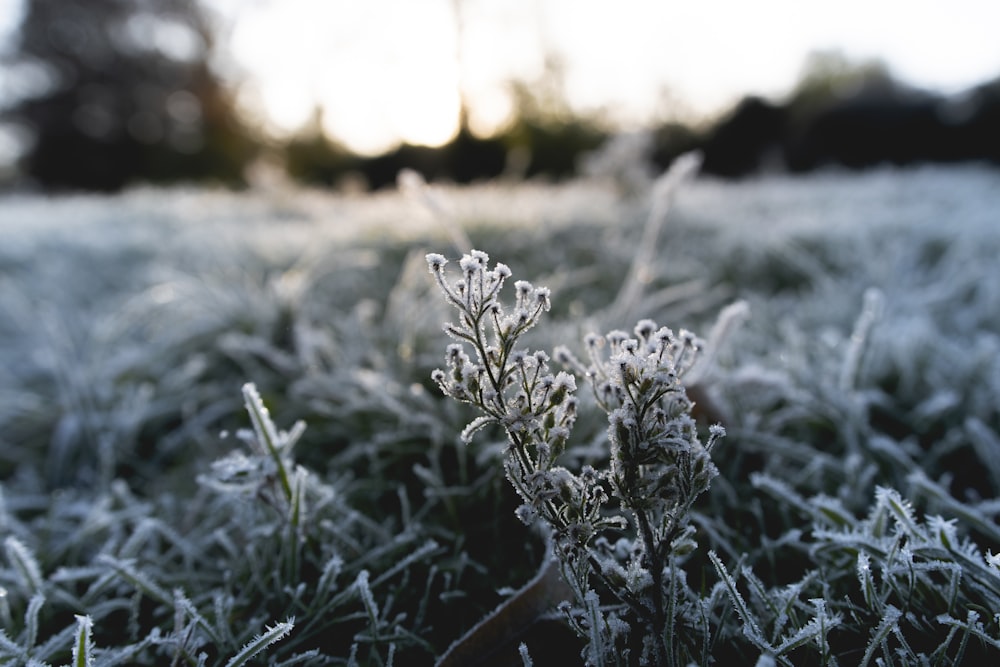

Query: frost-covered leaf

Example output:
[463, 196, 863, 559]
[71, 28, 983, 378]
[71, 615, 93, 667]
[224, 618, 294, 667]
[4, 537, 44, 596]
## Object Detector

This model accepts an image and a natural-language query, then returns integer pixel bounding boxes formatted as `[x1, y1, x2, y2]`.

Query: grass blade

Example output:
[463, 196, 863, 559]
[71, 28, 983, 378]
[225, 618, 295, 667]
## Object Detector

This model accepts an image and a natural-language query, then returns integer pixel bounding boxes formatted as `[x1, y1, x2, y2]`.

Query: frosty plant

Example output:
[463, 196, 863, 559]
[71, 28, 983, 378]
[427, 249, 724, 665]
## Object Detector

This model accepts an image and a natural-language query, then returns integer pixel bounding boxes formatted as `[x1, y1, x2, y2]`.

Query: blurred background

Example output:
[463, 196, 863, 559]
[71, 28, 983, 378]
[0, 0, 998, 192]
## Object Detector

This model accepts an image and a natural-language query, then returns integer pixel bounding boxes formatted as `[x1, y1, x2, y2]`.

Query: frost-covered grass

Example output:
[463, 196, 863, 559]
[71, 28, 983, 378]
[1, 164, 999, 665]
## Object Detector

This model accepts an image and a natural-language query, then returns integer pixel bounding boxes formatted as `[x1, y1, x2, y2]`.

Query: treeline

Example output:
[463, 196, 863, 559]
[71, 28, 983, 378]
[699, 53, 1000, 177]
[259, 55, 1000, 190]
[2, 0, 998, 192]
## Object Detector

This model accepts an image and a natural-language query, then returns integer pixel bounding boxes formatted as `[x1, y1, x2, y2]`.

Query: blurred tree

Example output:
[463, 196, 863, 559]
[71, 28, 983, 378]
[700, 96, 787, 177]
[649, 121, 702, 172]
[282, 106, 509, 191]
[281, 107, 358, 188]
[2, 0, 257, 190]
[786, 50, 896, 116]
[782, 49, 899, 170]
[956, 76, 1000, 164]
[781, 50, 959, 171]
[502, 56, 606, 179]
[280, 51, 605, 189]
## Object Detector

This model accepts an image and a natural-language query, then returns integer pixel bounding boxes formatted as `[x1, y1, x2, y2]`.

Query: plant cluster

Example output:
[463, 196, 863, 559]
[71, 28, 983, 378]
[427, 249, 724, 664]
[427, 245, 1000, 666]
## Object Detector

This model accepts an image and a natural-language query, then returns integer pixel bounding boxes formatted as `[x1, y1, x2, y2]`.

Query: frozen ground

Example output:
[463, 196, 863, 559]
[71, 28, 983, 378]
[3, 163, 996, 316]
[1, 164, 999, 664]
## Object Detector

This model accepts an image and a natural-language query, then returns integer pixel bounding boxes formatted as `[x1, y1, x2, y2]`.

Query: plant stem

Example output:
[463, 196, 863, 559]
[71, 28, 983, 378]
[634, 506, 669, 663]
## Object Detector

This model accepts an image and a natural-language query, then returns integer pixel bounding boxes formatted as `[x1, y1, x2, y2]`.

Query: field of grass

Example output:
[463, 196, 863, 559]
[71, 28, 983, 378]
[1, 163, 999, 665]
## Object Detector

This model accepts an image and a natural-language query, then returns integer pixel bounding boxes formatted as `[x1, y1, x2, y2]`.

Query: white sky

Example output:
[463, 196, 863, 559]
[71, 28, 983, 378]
[219, 0, 1000, 155]
[3, 0, 1000, 157]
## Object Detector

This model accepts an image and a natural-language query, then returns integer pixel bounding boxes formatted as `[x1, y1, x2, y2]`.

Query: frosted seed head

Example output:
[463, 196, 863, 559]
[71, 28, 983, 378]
[548, 374, 575, 406]
[549, 426, 570, 445]
[533, 287, 551, 311]
[566, 521, 594, 545]
[459, 360, 480, 382]
[460, 251, 487, 276]
[655, 327, 674, 344]
[515, 503, 539, 526]
[425, 253, 448, 272]
[459, 250, 489, 274]
[562, 396, 578, 418]
[625, 560, 653, 593]
[606, 330, 629, 347]
[552, 345, 576, 368]
[679, 329, 701, 348]
[584, 333, 603, 350]
[536, 440, 551, 461]
[554, 371, 577, 393]
[634, 319, 657, 341]
[651, 370, 677, 390]
[493, 263, 512, 280]
[485, 346, 500, 365]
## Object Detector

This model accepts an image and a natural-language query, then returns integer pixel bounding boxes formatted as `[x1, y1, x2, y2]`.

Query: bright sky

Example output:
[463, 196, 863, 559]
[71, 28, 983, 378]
[218, 0, 1000, 155]
[3, 0, 1000, 158]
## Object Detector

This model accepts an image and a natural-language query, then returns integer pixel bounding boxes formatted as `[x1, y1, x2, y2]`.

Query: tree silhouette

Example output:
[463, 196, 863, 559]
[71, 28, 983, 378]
[2, 0, 256, 190]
